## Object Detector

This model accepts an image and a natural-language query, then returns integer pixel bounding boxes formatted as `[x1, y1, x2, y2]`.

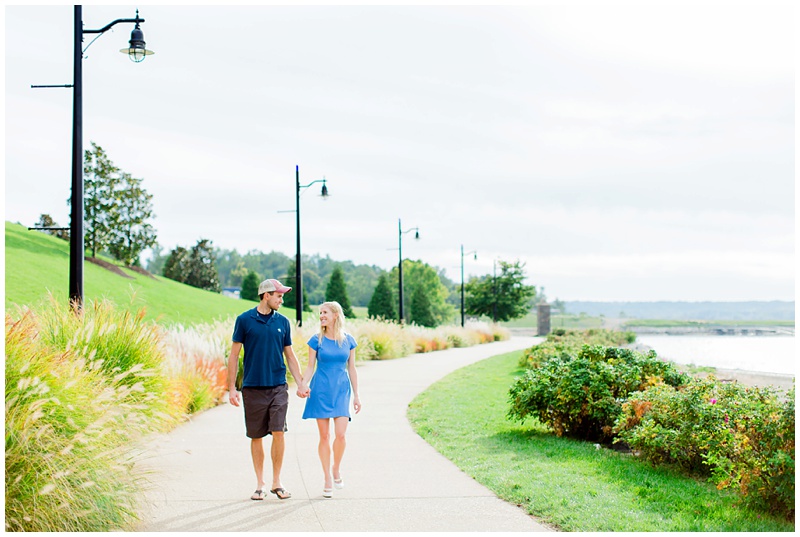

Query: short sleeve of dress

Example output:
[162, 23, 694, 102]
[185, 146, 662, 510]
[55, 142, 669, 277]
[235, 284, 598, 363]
[307, 335, 320, 351]
[347, 333, 358, 349]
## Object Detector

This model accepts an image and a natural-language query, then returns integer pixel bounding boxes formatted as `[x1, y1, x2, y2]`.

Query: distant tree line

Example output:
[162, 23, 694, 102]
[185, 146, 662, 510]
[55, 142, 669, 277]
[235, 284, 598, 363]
[148, 243, 538, 328]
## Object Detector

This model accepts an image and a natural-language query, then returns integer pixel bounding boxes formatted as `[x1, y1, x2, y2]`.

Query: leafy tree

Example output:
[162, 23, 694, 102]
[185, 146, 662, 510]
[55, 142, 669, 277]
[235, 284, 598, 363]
[409, 286, 436, 327]
[81, 142, 118, 257]
[35, 214, 69, 241]
[163, 246, 190, 281]
[229, 260, 249, 288]
[389, 260, 455, 326]
[106, 172, 157, 266]
[77, 142, 158, 264]
[240, 270, 260, 302]
[368, 273, 396, 320]
[286, 259, 312, 312]
[186, 239, 221, 292]
[325, 265, 355, 318]
[465, 260, 536, 322]
[163, 239, 221, 292]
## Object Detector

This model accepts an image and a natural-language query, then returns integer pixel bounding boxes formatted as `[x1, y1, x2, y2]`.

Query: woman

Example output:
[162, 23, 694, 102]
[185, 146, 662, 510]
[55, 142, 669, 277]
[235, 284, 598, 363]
[299, 301, 361, 498]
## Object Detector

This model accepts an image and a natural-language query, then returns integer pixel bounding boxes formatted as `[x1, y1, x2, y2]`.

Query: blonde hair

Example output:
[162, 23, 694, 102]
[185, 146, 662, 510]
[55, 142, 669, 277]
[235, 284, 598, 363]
[317, 301, 347, 346]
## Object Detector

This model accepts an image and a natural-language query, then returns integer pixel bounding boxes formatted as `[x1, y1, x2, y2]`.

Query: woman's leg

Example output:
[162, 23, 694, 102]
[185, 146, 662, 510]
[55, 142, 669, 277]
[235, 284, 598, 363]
[316, 418, 333, 489]
[332, 416, 349, 481]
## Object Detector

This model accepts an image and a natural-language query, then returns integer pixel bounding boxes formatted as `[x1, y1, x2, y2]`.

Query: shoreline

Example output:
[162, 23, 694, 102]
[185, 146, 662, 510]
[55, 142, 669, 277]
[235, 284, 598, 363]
[684, 366, 794, 392]
[509, 329, 795, 392]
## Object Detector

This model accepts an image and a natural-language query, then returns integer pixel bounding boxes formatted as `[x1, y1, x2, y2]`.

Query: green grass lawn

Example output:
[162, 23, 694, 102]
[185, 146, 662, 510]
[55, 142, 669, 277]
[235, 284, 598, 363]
[407, 350, 794, 532]
[4, 221, 317, 326]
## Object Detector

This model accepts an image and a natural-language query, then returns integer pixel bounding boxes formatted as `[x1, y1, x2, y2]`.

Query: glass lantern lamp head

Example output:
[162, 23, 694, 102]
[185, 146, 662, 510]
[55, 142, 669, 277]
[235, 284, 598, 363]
[120, 11, 154, 62]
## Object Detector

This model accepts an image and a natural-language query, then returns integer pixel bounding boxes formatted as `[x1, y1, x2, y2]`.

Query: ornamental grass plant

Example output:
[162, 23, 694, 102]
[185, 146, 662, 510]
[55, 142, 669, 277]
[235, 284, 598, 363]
[5, 307, 166, 532]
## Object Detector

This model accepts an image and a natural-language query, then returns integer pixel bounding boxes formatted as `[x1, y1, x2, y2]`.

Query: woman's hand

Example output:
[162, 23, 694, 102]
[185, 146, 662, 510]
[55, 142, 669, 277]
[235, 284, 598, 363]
[353, 396, 362, 414]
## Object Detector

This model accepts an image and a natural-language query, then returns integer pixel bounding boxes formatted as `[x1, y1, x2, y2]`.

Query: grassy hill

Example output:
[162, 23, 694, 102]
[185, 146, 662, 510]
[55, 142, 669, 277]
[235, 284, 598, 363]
[4, 221, 316, 326]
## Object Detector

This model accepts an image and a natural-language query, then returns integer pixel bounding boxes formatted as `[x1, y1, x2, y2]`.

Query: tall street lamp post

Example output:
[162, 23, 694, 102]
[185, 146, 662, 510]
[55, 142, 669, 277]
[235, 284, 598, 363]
[57, 6, 153, 310]
[294, 165, 329, 326]
[397, 218, 419, 324]
[460, 244, 477, 327]
[492, 259, 498, 323]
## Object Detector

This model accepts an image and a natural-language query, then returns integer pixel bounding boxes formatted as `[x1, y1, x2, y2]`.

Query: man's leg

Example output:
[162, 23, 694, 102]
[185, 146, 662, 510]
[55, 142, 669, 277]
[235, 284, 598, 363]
[251, 437, 266, 491]
[270, 431, 285, 490]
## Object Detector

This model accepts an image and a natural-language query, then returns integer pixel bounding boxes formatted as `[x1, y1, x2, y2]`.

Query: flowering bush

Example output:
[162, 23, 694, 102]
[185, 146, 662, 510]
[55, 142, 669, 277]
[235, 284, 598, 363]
[615, 377, 795, 520]
[519, 328, 636, 369]
[508, 344, 689, 443]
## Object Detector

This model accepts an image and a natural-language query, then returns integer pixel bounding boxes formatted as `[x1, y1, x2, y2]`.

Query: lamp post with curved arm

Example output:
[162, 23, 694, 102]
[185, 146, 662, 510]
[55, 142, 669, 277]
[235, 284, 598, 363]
[294, 165, 329, 326]
[397, 218, 419, 324]
[460, 245, 477, 327]
[66, 6, 153, 310]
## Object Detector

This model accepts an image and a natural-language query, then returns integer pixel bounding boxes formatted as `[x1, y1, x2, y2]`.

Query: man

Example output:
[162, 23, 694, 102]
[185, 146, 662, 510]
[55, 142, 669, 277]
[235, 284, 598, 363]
[227, 278, 307, 501]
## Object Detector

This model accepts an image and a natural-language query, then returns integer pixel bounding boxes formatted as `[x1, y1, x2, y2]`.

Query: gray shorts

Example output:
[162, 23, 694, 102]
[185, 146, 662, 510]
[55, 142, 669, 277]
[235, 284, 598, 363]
[242, 385, 289, 438]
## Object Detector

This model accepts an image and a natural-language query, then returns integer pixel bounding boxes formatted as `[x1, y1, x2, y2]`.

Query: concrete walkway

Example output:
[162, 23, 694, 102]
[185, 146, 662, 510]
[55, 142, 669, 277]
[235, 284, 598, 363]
[135, 336, 553, 532]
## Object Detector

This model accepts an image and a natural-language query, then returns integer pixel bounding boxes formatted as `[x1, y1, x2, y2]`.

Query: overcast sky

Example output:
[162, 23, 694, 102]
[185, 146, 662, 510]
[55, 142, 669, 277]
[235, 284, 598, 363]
[4, 2, 795, 302]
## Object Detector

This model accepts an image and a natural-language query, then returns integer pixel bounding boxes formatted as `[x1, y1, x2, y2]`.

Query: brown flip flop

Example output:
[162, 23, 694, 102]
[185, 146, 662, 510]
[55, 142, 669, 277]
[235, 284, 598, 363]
[270, 487, 291, 500]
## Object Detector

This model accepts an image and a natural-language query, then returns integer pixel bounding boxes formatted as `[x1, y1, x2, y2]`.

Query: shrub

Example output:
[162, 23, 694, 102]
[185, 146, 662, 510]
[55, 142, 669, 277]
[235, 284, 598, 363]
[508, 344, 689, 443]
[519, 328, 636, 369]
[615, 377, 795, 520]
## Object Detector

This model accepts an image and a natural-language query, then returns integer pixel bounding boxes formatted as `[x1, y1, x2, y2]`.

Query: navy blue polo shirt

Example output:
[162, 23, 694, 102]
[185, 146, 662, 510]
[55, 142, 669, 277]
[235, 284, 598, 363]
[232, 308, 293, 388]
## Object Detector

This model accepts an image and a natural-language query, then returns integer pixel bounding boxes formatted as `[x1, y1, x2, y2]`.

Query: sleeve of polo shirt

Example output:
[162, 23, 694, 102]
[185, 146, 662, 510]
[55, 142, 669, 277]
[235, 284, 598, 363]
[283, 319, 292, 347]
[232, 315, 244, 343]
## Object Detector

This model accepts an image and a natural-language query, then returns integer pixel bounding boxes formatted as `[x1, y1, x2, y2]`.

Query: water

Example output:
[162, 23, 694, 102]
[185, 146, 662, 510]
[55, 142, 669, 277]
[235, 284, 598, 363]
[635, 335, 795, 376]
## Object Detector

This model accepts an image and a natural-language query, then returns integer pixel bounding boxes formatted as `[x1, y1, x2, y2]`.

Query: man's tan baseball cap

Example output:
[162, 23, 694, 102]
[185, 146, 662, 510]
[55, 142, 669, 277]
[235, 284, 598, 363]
[258, 278, 292, 294]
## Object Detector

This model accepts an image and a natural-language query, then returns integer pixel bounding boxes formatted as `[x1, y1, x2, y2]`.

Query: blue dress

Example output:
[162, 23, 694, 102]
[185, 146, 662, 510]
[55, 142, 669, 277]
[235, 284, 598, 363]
[302, 334, 358, 419]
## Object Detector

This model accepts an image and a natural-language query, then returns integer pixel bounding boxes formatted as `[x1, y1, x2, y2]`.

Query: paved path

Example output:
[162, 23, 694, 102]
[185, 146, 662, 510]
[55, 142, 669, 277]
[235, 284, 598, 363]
[136, 336, 552, 532]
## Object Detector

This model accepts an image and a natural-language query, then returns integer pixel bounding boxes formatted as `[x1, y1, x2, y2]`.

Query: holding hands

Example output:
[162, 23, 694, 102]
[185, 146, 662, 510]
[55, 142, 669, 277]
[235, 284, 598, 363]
[296, 383, 310, 398]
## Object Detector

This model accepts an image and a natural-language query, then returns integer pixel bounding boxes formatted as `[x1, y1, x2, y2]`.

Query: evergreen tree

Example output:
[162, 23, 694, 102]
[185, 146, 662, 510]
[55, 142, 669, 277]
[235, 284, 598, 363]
[163, 246, 190, 281]
[409, 286, 436, 327]
[186, 239, 221, 292]
[240, 270, 260, 301]
[368, 273, 396, 320]
[163, 240, 221, 292]
[325, 265, 355, 318]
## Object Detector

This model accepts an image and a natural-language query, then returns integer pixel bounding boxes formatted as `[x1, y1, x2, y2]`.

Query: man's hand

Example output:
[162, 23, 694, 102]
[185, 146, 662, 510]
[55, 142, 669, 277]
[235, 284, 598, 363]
[229, 387, 241, 407]
[296, 383, 310, 398]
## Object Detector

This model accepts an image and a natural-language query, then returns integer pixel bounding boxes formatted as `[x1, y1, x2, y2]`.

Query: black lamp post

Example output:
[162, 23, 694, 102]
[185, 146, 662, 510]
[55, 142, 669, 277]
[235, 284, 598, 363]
[294, 165, 329, 326]
[492, 259, 498, 323]
[397, 218, 419, 324]
[68, 6, 153, 310]
[460, 244, 477, 327]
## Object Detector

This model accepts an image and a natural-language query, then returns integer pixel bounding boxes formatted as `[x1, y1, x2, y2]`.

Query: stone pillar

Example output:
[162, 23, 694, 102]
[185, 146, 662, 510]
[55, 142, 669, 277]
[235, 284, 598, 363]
[537, 302, 551, 336]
